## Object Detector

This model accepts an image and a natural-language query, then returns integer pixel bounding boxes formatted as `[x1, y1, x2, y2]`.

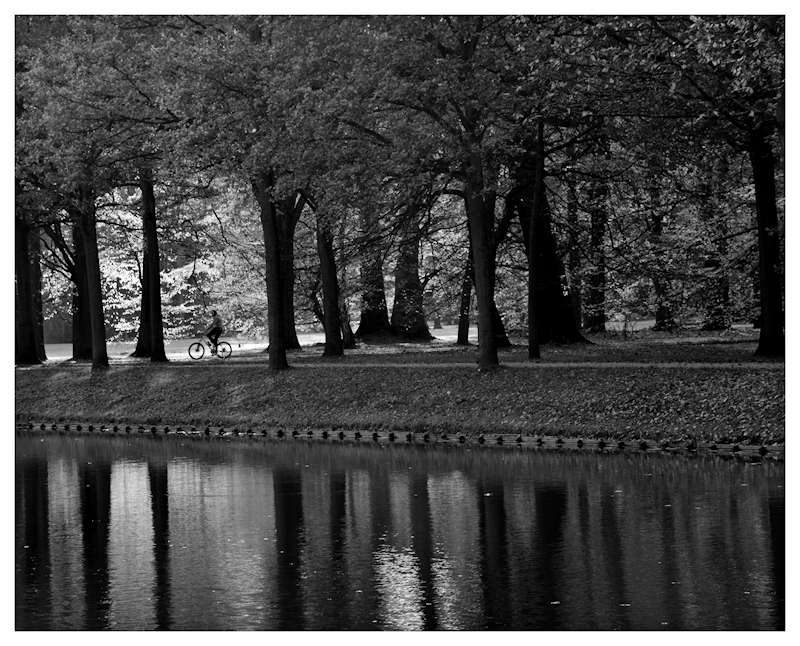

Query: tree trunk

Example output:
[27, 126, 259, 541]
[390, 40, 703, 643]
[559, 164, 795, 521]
[74, 191, 109, 371]
[356, 210, 391, 337]
[336, 216, 357, 349]
[699, 158, 731, 331]
[391, 215, 432, 340]
[649, 222, 676, 331]
[527, 118, 544, 360]
[71, 223, 94, 361]
[131, 248, 152, 357]
[30, 230, 47, 360]
[646, 159, 676, 331]
[15, 217, 41, 365]
[464, 150, 499, 370]
[316, 216, 344, 357]
[584, 178, 607, 333]
[652, 277, 677, 331]
[750, 265, 762, 328]
[749, 128, 784, 356]
[483, 192, 512, 350]
[512, 143, 585, 345]
[566, 179, 583, 328]
[489, 301, 510, 348]
[252, 171, 289, 370]
[518, 191, 586, 344]
[340, 313, 356, 349]
[277, 196, 303, 350]
[141, 171, 168, 362]
[456, 256, 473, 345]
[700, 256, 730, 331]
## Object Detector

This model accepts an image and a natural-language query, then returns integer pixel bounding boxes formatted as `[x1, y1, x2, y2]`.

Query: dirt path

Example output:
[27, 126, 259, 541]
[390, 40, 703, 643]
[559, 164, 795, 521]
[18, 358, 784, 370]
[287, 361, 783, 369]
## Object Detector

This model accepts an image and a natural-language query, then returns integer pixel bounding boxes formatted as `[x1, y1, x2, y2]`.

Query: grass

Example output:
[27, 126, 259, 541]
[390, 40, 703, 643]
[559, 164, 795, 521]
[15, 328, 784, 447]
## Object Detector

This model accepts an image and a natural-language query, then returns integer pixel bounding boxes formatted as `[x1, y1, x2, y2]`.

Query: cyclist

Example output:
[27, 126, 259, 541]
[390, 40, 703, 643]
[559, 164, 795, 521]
[205, 310, 225, 354]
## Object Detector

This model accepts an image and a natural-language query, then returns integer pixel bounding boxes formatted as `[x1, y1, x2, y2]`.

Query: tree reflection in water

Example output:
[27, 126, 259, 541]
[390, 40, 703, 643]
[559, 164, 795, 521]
[15, 434, 784, 631]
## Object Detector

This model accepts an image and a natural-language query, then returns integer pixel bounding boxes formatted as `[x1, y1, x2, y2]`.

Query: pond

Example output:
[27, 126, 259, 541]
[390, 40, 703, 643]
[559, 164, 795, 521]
[15, 432, 784, 631]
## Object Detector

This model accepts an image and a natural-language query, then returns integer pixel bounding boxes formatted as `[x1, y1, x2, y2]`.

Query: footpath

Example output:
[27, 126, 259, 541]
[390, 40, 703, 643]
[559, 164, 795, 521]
[19, 357, 784, 370]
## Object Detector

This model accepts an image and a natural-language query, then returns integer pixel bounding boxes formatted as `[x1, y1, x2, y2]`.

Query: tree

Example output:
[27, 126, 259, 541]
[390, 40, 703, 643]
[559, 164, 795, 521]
[18, 15, 784, 363]
[315, 211, 345, 357]
[138, 169, 168, 361]
[373, 16, 514, 368]
[15, 212, 46, 364]
[355, 207, 392, 337]
[252, 171, 291, 369]
[639, 16, 784, 355]
[391, 206, 433, 340]
[16, 15, 179, 370]
[69, 188, 109, 369]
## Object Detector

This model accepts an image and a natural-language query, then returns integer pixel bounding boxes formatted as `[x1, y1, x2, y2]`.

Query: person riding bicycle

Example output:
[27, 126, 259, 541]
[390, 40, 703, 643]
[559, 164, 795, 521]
[205, 310, 224, 354]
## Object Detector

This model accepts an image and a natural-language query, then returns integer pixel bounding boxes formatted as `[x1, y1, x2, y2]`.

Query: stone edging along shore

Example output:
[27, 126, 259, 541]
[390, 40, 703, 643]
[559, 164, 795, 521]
[17, 422, 783, 459]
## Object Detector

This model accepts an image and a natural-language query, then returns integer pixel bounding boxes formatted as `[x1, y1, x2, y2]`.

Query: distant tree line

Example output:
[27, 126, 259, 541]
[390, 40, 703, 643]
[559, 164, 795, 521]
[15, 15, 784, 370]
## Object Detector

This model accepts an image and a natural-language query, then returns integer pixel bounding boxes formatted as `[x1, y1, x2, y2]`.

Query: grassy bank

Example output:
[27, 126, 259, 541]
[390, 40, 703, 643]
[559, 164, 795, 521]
[15, 338, 784, 446]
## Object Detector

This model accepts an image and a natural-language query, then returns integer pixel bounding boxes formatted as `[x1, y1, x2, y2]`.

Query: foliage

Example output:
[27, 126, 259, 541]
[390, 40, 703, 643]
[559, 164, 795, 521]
[17, 15, 784, 349]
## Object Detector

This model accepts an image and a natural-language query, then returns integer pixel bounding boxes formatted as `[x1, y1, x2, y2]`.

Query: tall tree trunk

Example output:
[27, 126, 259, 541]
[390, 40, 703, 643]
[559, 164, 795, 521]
[141, 171, 168, 362]
[316, 215, 344, 357]
[464, 150, 499, 370]
[131, 247, 152, 357]
[649, 219, 676, 331]
[15, 217, 41, 365]
[356, 210, 391, 337]
[336, 215, 357, 349]
[391, 215, 432, 340]
[527, 118, 544, 360]
[252, 171, 289, 370]
[652, 277, 676, 331]
[513, 143, 585, 344]
[749, 128, 784, 356]
[71, 223, 93, 361]
[277, 196, 304, 350]
[487, 197, 511, 349]
[340, 308, 356, 349]
[518, 191, 586, 344]
[73, 191, 108, 371]
[700, 258, 730, 331]
[750, 265, 762, 328]
[247, 25, 291, 368]
[489, 302, 510, 347]
[646, 159, 676, 331]
[584, 178, 607, 333]
[456, 255, 473, 345]
[567, 177, 583, 328]
[699, 158, 731, 331]
[30, 230, 47, 360]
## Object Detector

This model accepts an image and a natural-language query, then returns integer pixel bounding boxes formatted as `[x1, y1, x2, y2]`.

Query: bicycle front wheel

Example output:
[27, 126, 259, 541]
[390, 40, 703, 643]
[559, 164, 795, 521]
[188, 342, 205, 360]
[216, 342, 232, 359]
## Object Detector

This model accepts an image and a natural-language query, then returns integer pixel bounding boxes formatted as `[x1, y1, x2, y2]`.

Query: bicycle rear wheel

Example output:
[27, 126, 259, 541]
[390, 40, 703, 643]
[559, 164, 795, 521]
[216, 341, 232, 359]
[188, 341, 205, 360]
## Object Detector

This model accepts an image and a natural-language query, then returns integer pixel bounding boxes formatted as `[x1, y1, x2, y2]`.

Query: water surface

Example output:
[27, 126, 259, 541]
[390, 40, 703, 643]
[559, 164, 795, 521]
[16, 432, 784, 630]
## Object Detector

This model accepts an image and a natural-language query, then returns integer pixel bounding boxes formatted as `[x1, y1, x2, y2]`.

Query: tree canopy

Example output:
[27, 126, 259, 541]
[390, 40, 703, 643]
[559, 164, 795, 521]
[15, 14, 785, 368]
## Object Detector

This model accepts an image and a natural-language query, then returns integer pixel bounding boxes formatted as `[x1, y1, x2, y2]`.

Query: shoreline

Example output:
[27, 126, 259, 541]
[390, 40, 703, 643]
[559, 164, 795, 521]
[16, 422, 783, 459]
[16, 337, 784, 453]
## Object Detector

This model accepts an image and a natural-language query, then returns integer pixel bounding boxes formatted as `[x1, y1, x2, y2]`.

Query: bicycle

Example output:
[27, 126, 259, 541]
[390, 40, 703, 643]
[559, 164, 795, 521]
[188, 335, 232, 360]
